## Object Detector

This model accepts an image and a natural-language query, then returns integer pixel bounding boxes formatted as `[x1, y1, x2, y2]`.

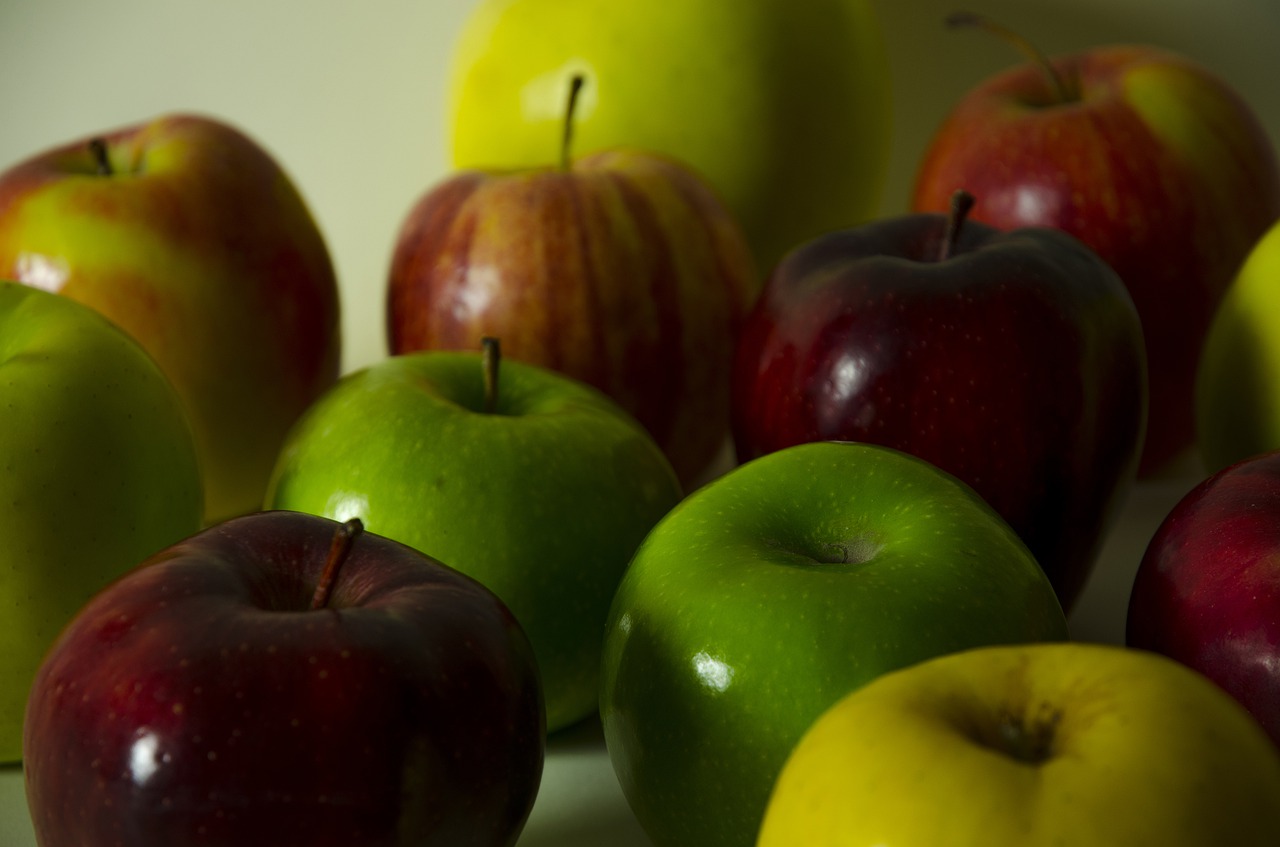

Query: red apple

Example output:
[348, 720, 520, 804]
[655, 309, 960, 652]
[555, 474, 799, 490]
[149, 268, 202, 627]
[386, 77, 758, 486]
[1127, 450, 1280, 747]
[22, 511, 544, 846]
[731, 191, 1147, 613]
[911, 14, 1280, 475]
[0, 114, 342, 522]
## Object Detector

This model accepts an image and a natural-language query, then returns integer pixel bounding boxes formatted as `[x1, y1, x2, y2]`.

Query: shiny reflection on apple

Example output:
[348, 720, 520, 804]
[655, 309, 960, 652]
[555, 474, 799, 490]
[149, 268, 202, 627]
[692, 651, 734, 693]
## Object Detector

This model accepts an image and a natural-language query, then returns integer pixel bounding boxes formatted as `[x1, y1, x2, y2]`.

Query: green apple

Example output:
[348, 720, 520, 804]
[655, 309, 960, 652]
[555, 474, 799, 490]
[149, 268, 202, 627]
[758, 642, 1280, 846]
[0, 114, 342, 523]
[0, 281, 203, 763]
[447, 0, 891, 271]
[265, 340, 682, 732]
[600, 440, 1068, 847]
[1197, 218, 1280, 471]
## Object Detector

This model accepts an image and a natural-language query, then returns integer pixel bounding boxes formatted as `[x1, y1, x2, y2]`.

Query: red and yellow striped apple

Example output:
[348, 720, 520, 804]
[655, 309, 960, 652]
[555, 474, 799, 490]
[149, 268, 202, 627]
[0, 113, 342, 522]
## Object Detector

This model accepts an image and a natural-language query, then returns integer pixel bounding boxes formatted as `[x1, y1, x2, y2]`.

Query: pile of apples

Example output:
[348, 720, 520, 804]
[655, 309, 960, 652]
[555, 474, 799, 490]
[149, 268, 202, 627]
[4, 2, 1280, 846]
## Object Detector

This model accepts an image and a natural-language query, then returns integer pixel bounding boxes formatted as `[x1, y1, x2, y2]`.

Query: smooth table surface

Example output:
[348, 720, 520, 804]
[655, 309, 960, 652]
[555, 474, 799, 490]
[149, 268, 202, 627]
[0, 467, 1203, 846]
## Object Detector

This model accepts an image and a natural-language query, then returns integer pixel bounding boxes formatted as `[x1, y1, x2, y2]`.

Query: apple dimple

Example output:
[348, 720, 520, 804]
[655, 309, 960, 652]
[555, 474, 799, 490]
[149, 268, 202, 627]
[810, 537, 883, 566]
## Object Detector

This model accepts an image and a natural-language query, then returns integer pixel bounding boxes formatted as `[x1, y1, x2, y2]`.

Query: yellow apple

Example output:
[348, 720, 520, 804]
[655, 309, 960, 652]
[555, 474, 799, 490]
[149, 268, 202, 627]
[1197, 218, 1280, 471]
[447, 0, 891, 272]
[757, 642, 1280, 846]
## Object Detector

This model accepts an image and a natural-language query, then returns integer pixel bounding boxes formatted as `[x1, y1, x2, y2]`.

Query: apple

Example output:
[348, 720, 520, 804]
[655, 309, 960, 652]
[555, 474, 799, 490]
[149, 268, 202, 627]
[1196, 217, 1280, 471]
[0, 113, 343, 523]
[265, 339, 683, 733]
[23, 510, 545, 846]
[389, 75, 757, 487]
[911, 14, 1280, 475]
[446, 0, 891, 275]
[731, 190, 1147, 613]
[600, 440, 1068, 847]
[0, 281, 203, 764]
[1126, 450, 1280, 746]
[757, 641, 1280, 846]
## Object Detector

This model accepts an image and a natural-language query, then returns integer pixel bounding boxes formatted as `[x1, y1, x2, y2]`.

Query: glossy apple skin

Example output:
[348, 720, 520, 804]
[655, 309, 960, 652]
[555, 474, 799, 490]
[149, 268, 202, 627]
[0, 282, 203, 764]
[23, 510, 544, 847]
[448, 0, 890, 271]
[912, 46, 1280, 475]
[758, 642, 1280, 846]
[600, 441, 1068, 847]
[0, 114, 342, 522]
[1127, 451, 1280, 746]
[387, 149, 757, 487]
[731, 212, 1146, 612]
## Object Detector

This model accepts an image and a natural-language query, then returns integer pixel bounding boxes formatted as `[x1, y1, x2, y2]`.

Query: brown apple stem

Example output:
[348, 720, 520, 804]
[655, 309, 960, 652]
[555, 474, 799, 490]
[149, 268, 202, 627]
[946, 11, 1077, 103]
[939, 189, 976, 261]
[88, 138, 112, 176]
[560, 74, 586, 172]
[482, 336, 501, 414]
[310, 518, 364, 611]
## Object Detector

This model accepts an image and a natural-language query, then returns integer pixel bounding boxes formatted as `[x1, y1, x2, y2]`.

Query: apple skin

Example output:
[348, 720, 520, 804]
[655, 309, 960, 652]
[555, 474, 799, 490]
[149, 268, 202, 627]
[757, 642, 1280, 846]
[730, 208, 1147, 613]
[22, 510, 545, 847]
[600, 441, 1068, 847]
[265, 348, 683, 732]
[447, 0, 890, 273]
[386, 147, 757, 487]
[0, 113, 342, 522]
[911, 45, 1280, 475]
[1127, 450, 1280, 747]
[0, 281, 203, 764]
[1196, 218, 1280, 471]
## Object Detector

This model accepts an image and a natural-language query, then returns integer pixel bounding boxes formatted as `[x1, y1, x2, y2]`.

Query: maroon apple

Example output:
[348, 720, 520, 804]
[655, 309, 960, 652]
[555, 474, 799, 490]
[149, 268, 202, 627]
[1127, 450, 1280, 747]
[731, 190, 1147, 612]
[22, 511, 544, 847]
[386, 76, 758, 487]
[911, 13, 1280, 475]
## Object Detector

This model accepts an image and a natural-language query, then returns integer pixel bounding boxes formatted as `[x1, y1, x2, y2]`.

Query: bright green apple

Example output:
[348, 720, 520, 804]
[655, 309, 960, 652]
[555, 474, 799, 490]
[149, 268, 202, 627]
[758, 642, 1280, 846]
[0, 281, 203, 763]
[600, 440, 1068, 847]
[447, 0, 891, 271]
[265, 341, 682, 732]
[1197, 218, 1280, 471]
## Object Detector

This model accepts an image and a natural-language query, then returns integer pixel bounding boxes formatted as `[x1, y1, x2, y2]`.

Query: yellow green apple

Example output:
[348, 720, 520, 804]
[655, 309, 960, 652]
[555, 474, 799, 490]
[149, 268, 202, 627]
[0, 281, 203, 763]
[758, 642, 1280, 846]
[1197, 218, 1280, 471]
[447, 0, 891, 271]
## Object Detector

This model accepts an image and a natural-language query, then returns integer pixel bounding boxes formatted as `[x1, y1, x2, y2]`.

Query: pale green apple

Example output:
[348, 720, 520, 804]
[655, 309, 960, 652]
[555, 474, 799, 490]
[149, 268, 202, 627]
[1197, 218, 1280, 471]
[264, 344, 683, 732]
[447, 0, 891, 271]
[0, 281, 203, 763]
[758, 642, 1280, 846]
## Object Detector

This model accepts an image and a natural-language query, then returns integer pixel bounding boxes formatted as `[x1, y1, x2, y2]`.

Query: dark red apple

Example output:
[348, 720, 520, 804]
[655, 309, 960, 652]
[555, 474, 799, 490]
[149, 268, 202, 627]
[731, 191, 1147, 613]
[22, 510, 544, 847]
[1127, 450, 1280, 747]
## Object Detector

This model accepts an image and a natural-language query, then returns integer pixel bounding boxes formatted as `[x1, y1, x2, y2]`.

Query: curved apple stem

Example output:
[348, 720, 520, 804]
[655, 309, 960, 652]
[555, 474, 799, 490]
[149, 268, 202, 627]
[938, 189, 976, 261]
[88, 138, 112, 176]
[560, 74, 586, 172]
[482, 336, 501, 414]
[947, 11, 1078, 103]
[310, 518, 364, 611]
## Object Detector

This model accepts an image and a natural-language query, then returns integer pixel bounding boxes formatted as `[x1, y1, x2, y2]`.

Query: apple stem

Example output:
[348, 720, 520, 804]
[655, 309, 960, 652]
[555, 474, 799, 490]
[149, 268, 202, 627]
[310, 518, 364, 611]
[482, 336, 501, 414]
[946, 11, 1078, 103]
[938, 189, 976, 261]
[88, 138, 112, 176]
[560, 74, 586, 172]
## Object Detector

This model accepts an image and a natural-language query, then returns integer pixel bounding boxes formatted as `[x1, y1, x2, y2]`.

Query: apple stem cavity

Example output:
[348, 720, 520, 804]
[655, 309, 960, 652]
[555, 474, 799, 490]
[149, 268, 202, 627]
[560, 74, 586, 172]
[482, 336, 501, 414]
[938, 189, 976, 262]
[88, 138, 112, 176]
[946, 11, 1078, 103]
[310, 518, 364, 611]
